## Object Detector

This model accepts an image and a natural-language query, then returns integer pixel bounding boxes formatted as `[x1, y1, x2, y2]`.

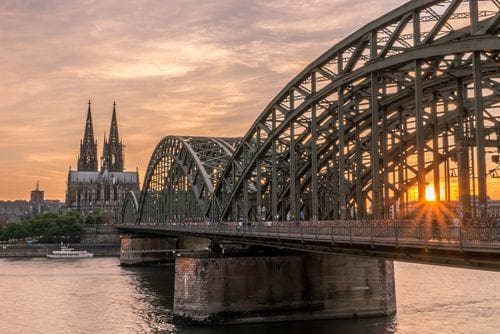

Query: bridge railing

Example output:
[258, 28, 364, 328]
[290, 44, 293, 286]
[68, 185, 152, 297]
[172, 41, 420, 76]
[129, 220, 500, 250]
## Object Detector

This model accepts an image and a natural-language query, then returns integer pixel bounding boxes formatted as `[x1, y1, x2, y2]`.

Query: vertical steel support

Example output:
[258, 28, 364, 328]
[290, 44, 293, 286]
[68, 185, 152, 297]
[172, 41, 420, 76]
[370, 30, 381, 219]
[355, 124, 363, 219]
[443, 101, 451, 202]
[472, 51, 487, 219]
[256, 129, 262, 221]
[415, 58, 426, 203]
[371, 73, 381, 218]
[470, 119, 477, 219]
[169, 161, 173, 221]
[160, 160, 164, 223]
[338, 85, 346, 220]
[177, 183, 181, 221]
[272, 110, 278, 221]
[456, 79, 471, 219]
[398, 108, 405, 217]
[469, 0, 479, 34]
[382, 104, 390, 218]
[183, 179, 187, 222]
[412, 10, 426, 203]
[331, 102, 339, 220]
[432, 93, 440, 202]
[167, 157, 171, 222]
[243, 177, 248, 223]
[413, 10, 421, 45]
[289, 90, 297, 220]
[310, 72, 319, 221]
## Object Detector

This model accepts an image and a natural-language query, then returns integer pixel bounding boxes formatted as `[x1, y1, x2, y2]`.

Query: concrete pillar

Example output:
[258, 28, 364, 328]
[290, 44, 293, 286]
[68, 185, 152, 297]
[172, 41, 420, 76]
[173, 251, 396, 325]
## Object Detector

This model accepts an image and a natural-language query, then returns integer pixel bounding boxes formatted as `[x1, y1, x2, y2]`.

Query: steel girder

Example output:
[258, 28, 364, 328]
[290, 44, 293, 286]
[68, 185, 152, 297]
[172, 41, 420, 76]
[133, 136, 238, 224]
[129, 0, 500, 226]
[212, 0, 500, 222]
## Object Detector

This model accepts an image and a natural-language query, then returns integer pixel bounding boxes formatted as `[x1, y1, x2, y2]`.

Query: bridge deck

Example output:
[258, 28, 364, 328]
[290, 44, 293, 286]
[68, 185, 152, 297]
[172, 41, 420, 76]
[118, 221, 500, 271]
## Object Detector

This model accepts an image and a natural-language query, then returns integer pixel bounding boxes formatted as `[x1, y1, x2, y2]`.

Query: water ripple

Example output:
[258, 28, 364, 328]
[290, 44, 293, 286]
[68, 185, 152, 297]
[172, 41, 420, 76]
[0, 258, 498, 334]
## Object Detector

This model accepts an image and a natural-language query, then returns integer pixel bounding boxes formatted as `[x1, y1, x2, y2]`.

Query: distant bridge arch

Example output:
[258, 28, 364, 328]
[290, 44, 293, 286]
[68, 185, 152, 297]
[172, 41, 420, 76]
[122, 190, 139, 224]
[130, 136, 238, 224]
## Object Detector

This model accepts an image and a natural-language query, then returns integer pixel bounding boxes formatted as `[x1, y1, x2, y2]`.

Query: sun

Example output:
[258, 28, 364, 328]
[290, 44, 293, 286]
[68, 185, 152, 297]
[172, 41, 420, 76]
[425, 184, 436, 202]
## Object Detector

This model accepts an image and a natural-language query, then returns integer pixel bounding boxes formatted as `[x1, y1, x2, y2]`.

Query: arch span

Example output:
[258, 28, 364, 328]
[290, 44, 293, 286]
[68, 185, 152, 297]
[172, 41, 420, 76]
[129, 0, 499, 225]
[212, 0, 500, 222]
[135, 136, 239, 224]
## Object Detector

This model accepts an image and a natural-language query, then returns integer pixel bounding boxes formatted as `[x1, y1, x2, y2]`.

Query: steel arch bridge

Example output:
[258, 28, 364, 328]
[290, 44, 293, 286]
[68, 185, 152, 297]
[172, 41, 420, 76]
[124, 0, 500, 226]
[124, 136, 240, 224]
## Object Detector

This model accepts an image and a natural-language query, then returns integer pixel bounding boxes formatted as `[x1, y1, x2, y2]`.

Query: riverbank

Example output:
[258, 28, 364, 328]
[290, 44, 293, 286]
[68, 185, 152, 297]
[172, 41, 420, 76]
[0, 243, 120, 257]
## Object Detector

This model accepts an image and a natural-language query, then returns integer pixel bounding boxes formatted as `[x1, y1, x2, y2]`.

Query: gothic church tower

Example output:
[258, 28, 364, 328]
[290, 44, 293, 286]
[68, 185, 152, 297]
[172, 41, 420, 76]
[77, 100, 98, 171]
[101, 102, 124, 172]
[67, 100, 139, 221]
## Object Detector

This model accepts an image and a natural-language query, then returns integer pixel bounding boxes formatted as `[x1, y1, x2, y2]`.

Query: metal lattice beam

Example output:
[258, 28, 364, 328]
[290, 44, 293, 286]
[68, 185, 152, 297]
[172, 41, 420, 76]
[126, 0, 500, 227]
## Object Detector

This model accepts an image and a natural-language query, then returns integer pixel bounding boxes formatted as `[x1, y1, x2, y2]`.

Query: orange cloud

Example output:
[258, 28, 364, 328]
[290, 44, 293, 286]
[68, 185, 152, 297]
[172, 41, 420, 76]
[0, 0, 406, 200]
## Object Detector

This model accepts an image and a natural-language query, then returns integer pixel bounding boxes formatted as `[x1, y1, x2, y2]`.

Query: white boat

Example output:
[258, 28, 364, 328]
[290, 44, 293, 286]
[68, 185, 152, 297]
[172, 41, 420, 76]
[47, 244, 93, 259]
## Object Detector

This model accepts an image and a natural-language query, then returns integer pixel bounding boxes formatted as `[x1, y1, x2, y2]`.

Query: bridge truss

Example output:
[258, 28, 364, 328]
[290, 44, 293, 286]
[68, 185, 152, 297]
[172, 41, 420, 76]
[123, 136, 239, 224]
[124, 0, 500, 226]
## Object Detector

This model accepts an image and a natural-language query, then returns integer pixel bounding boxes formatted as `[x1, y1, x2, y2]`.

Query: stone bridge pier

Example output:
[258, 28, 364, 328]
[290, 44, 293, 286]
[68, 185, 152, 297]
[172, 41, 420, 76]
[120, 235, 396, 325]
[174, 247, 396, 325]
[119, 234, 210, 265]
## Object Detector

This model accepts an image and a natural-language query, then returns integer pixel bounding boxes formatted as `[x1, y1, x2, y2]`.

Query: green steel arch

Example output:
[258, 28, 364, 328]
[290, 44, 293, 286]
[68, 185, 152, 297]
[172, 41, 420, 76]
[130, 0, 500, 226]
[212, 0, 500, 222]
[136, 136, 238, 224]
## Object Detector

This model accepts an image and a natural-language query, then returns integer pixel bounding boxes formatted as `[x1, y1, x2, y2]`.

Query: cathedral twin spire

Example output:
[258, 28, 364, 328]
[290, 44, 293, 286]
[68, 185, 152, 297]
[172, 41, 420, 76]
[77, 101, 98, 171]
[101, 102, 124, 172]
[77, 100, 124, 172]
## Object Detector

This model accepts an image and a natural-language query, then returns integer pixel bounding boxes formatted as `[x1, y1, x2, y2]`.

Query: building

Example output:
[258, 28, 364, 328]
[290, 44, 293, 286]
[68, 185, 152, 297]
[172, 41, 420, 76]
[0, 182, 63, 225]
[30, 181, 44, 215]
[0, 201, 30, 225]
[66, 101, 139, 222]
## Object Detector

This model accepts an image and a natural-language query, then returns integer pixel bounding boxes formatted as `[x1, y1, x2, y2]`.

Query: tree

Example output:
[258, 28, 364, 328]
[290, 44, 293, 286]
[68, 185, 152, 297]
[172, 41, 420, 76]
[0, 212, 84, 243]
[84, 210, 106, 225]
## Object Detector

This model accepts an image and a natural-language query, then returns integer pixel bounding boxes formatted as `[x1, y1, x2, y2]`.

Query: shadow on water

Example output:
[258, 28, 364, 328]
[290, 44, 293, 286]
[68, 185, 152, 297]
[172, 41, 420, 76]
[176, 316, 398, 334]
[121, 263, 176, 309]
[121, 263, 398, 334]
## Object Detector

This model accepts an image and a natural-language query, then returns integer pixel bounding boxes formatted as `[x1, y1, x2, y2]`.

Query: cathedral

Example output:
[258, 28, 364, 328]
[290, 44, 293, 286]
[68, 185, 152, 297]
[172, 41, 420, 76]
[66, 101, 139, 221]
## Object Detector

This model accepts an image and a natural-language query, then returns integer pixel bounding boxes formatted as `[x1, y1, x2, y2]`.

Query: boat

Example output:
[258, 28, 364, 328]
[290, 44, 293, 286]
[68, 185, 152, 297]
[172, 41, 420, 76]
[46, 243, 93, 259]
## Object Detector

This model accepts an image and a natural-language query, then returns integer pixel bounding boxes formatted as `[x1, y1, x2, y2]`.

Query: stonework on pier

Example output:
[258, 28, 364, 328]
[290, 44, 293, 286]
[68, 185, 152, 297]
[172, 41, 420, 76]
[173, 251, 396, 325]
[119, 235, 211, 265]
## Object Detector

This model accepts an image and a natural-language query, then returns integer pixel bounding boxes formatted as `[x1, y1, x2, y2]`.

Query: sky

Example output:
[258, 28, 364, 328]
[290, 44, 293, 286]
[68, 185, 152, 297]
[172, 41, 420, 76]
[0, 0, 412, 200]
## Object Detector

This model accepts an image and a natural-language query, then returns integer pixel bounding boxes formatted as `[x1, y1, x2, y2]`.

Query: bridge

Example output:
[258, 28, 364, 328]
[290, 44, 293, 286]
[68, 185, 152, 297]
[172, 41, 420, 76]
[119, 220, 500, 269]
[118, 0, 500, 325]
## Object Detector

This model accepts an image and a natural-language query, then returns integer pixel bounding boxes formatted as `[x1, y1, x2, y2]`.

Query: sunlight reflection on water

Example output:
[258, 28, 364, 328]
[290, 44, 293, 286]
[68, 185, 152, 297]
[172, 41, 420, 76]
[0, 258, 498, 334]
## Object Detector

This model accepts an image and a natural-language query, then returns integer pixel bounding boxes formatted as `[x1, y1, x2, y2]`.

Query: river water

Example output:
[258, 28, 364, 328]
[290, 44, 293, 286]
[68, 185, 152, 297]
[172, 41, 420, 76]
[0, 258, 498, 334]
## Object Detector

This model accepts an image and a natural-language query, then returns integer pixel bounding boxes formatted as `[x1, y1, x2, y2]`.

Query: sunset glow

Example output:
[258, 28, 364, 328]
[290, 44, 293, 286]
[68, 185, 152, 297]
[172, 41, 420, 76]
[0, 2, 499, 334]
[425, 185, 436, 202]
[1, 0, 500, 204]
[0, 0, 408, 200]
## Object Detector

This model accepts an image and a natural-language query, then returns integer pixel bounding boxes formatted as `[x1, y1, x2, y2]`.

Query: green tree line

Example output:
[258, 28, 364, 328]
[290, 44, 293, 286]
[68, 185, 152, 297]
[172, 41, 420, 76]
[0, 211, 106, 243]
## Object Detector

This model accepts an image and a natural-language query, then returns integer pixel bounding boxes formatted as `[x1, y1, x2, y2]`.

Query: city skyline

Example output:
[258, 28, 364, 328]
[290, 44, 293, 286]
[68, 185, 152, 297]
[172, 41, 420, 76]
[0, 0, 407, 200]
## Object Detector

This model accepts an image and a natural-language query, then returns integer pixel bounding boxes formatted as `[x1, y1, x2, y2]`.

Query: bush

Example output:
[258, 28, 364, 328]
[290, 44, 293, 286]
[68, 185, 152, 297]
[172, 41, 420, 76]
[0, 212, 83, 243]
[84, 210, 106, 225]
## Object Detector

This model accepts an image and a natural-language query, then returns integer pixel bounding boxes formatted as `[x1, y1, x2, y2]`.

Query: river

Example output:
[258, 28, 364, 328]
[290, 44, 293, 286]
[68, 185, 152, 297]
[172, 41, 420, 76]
[0, 258, 498, 334]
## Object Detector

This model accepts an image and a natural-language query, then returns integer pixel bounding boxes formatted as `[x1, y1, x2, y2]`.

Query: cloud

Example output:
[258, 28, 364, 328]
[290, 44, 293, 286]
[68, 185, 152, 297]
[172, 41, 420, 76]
[0, 0, 407, 200]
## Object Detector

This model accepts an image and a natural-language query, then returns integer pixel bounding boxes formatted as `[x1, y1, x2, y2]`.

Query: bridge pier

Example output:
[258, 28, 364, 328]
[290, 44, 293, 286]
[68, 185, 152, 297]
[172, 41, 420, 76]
[120, 235, 177, 265]
[173, 248, 396, 325]
[119, 235, 210, 265]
